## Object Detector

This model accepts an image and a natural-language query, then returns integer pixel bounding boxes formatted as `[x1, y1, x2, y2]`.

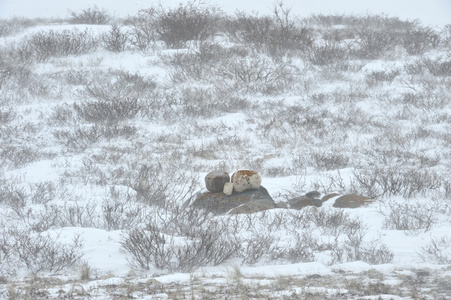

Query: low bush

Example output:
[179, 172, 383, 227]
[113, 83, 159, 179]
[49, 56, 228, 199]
[353, 167, 441, 198]
[0, 17, 36, 37]
[0, 228, 84, 274]
[0, 145, 41, 168]
[75, 71, 156, 123]
[68, 6, 111, 24]
[418, 236, 451, 264]
[365, 68, 400, 87]
[0, 180, 28, 213]
[53, 124, 137, 151]
[403, 27, 440, 55]
[0, 54, 32, 89]
[382, 201, 436, 235]
[17, 28, 98, 62]
[218, 54, 296, 94]
[137, 1, 222, 49]
[306, 41, 349, 66]
[30, 181, 56, 204]
[121, 224, 172, 270]
[225, 2, 314, 57]
[353, 29, 399, 59]
[102, 192, 150, 231]
[121, 217, 240, 272]
[102, 23, 129, 52]
[405, 57, 451, 77]
[125, 12, 158, 51]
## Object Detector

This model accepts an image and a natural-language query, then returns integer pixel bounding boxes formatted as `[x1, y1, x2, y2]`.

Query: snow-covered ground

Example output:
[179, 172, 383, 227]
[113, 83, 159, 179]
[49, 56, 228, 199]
[0, 0, 450, 299]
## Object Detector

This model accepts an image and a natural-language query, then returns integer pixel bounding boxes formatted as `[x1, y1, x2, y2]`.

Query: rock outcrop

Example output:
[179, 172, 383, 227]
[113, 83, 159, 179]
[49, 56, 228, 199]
[192, 186, 275, 215]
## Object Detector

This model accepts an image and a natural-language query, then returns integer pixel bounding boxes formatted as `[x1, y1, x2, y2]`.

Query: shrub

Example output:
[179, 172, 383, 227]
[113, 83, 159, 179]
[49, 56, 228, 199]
[225, 2, 314, 57]
[121, 224, 172, 270]
[19, 28, 98, 62]
[306, 41, 349, 66]
[405, 57, 451, 77]
[68, 6, 111, 24]
[0, 180, 28, 213]
[74, 99, 141, 123]
[2, 228, 84, 273]
[0, 107, 17, 124]
[403, 27, 440, 55]
[75, 71, 156, 123]
[281, 231, 316, 263]
[139, 1, 222, 48]
[353, 29, 399, 59]
[102, 193, 150, 231]
[383, 201, 436, 235]
[0, 17, 36, 37]
[53, 124, 137, 151]
[0, 54, 31, 89]
[353, 167, 441, 198]
[102, 23, 129, 52]
[218, 54, 296, 94]
[329, 218, 394, 264]
[309, 149, 350, 171]
[48, 104, 76, 126]
[121, 217, 240, 272]
[0, 145, 41, 168]
[30, 181, 56, 204]
[365, 68, 400, 87]
[240, 231, 278, 265]
[171, 217, 241, 272]
[418, 236, 451, 264]
[125, 12, 158, 51]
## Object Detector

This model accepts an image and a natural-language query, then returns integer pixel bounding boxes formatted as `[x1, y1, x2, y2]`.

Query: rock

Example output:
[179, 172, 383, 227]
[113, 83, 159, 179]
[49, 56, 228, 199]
[275, 202, 288, 209]
[191, 186, 275, 215]
[223, 182, 234, 195]
[321, 193, 340, 202]
[231, 170, 262, 193]
[305, 191, 321, 199]
[289, 197, 322, 209]
[205, 170, 230, 193]
[288, 191, 322, 210]
[228, 197, 275, 214]
[333, 194, 375, 208]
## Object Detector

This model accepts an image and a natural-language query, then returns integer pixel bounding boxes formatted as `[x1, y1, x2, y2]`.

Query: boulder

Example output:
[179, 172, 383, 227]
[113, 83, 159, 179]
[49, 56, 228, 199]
[333, 194, 375, 208]
[288, 191, 322, 210]
[289, 197, 322, 209]
[275, 202, 289, 209]
[231, 170, 262, 193]
[205, 170, 230, 193]
[321, 193, 340, 202]
[191, 186, 275, 215]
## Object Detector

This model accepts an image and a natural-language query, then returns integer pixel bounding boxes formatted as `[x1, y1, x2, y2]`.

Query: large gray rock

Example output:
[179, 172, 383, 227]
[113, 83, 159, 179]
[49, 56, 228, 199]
[205, 170, 230, 193]
[191, 186, 275, 215]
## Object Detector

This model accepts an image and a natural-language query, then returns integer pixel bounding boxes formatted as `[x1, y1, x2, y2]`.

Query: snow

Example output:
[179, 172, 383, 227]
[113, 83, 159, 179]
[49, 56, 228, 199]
[0, 0, 451, 298]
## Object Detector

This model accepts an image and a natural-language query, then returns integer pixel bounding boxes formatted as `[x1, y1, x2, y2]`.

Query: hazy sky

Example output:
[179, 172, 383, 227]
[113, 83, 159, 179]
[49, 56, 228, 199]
[0, 0, 449, 27]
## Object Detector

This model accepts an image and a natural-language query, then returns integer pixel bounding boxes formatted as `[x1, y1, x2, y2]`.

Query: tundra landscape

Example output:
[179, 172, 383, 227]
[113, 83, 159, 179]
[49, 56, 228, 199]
[0, 1, 451, 299]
